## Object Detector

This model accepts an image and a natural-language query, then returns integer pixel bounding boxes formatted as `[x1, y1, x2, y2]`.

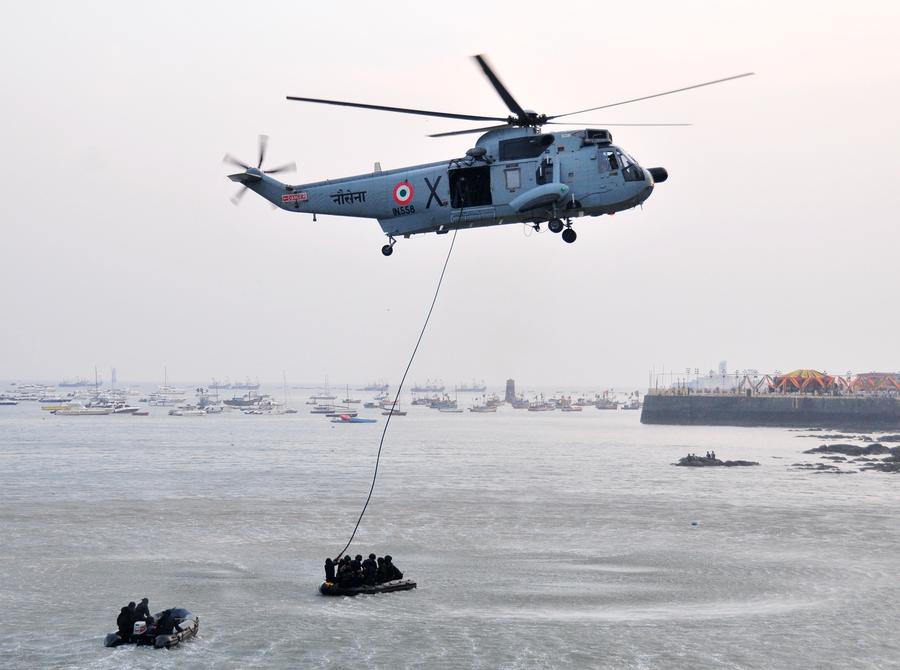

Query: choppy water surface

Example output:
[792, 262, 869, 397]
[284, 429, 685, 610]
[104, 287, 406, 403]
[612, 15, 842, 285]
[1, 400, 898, 669]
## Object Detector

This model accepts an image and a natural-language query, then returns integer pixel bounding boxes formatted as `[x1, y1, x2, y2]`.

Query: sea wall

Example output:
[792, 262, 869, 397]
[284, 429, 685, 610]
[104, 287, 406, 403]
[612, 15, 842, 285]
[641, 393, 900, 429]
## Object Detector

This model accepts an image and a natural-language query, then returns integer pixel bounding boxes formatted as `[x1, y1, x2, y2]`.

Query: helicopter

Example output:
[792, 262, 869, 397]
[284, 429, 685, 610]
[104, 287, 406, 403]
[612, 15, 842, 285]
[225, 55, 752, 256]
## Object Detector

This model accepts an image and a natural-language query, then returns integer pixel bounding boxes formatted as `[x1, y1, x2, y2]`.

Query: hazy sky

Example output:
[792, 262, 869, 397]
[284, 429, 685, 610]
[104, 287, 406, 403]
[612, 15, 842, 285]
[1, 1, 898, 389]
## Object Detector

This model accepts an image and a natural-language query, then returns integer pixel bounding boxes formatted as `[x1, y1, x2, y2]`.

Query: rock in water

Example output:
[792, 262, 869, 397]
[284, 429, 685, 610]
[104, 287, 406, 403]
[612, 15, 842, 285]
[803, 444, 890, 456]
[674, 455, 759, 467]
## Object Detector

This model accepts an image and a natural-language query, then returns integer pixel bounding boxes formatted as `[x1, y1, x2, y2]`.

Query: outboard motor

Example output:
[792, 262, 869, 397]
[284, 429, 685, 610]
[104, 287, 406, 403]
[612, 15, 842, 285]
[648, 167, 668, 183]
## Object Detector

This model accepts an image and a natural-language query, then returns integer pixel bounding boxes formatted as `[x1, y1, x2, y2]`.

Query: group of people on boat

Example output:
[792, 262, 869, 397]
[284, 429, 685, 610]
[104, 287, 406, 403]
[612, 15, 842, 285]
[115, 598, 153, 641]
[324, 553, 403, 587]
[115, 597, 179, 641]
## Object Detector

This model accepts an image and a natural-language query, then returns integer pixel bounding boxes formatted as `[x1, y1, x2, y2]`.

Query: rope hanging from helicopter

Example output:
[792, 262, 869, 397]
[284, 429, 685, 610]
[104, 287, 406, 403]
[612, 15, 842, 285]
[335, 228, 459, 559]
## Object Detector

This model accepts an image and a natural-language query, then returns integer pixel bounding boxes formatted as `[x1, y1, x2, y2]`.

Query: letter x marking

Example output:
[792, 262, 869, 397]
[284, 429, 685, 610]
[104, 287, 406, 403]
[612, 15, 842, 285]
[425, 176, 446, 208]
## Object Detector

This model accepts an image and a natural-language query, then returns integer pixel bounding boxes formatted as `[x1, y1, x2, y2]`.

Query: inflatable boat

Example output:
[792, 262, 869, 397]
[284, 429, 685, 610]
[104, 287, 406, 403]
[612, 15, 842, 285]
[104, 608, 199, 649]
[319, 579, 417, 597]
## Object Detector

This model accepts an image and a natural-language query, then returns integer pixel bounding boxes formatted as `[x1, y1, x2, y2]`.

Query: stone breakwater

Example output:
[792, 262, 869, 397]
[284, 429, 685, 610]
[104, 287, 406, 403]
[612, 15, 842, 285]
[642, 394, 900, 430]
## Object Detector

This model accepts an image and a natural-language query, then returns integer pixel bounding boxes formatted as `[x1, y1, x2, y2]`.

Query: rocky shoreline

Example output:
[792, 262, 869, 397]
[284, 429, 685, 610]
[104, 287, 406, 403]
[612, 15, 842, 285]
[790, 441, 900, 474]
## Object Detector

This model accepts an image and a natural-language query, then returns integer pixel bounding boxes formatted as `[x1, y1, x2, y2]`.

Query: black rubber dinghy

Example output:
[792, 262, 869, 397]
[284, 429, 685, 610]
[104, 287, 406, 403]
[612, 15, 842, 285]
[104, 608, 199, 649]
[319, 579, 417, 596]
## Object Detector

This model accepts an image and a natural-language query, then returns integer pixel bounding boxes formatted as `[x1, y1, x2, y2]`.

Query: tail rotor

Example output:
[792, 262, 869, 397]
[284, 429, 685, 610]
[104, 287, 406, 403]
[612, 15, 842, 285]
[223, 134, 296, 206]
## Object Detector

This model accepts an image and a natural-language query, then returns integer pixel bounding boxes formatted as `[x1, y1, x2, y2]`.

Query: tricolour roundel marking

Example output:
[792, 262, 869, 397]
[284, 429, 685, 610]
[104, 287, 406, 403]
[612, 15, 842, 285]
[392, 180, 414, 205]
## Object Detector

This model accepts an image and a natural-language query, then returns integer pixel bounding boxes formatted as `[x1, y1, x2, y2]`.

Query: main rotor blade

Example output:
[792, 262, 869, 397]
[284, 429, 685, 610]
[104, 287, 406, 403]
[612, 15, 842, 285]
[257, 134, 269, 169]
[548, 73, 755, 120]
[263, 162, 296, 175]
[286, 96, 506, 122]
[544, 121, 693, 126]
[472, 54, 527, 118]
[428, 123, 512, 138]
[230, 185, 248, 206]
[223, 154, 250, 170]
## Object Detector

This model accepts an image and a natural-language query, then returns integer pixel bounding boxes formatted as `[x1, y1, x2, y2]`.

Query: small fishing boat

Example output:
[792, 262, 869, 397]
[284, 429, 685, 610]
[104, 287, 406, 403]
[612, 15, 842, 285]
[319, 579, 416, 597]
[326, 409, 358, 418]
[104, 608, 199, 649]
[381, 399, 406, 416]
[331, 414, 377, 424]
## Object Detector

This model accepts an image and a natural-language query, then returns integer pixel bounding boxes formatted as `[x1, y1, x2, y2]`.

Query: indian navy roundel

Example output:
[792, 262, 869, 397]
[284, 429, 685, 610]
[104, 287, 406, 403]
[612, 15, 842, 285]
[392, 180, 414, 205]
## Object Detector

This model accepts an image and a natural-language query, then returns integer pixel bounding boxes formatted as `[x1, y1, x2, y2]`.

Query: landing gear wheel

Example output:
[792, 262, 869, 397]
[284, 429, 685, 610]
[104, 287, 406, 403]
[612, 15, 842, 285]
[381, 244, 394, 257]
[562, 228, 577, 244]
[548, 219, 564, 234]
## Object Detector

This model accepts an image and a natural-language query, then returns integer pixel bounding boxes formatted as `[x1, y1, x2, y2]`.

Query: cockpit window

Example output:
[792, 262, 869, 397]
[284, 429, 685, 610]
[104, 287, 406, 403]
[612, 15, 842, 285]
[618, 150, 645, 182]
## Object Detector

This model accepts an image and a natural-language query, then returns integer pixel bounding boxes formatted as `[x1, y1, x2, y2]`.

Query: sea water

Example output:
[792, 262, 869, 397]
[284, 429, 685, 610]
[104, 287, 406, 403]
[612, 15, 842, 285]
[0, 401, 897, 669]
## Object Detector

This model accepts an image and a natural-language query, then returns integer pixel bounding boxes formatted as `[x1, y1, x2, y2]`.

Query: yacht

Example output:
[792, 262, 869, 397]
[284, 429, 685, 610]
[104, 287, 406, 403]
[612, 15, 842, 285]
[111, 404, 141, 415]
[53, 402, 111, 416]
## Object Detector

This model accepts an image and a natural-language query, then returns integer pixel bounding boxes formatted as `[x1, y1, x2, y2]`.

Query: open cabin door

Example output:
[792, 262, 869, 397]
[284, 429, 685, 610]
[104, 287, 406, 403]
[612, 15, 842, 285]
[449, 165, 495, 226]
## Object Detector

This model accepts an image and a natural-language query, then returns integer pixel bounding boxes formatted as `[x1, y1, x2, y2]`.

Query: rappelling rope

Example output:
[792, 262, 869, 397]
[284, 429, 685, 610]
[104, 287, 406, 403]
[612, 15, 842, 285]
[335, 229, 459, 559]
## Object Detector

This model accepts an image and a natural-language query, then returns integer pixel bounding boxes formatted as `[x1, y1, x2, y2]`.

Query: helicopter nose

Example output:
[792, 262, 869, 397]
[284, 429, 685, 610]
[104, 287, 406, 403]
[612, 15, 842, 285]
[648, 167, 668, 183]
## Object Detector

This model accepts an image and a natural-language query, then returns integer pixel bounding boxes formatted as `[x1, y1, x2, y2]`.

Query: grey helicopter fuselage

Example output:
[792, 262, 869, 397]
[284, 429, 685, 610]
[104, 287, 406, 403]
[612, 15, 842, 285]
[230, 126, 664, 240]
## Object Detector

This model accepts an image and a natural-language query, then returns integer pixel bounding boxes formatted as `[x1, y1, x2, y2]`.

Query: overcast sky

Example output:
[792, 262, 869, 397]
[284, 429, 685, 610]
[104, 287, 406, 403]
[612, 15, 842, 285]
[1, 1, 897, 389]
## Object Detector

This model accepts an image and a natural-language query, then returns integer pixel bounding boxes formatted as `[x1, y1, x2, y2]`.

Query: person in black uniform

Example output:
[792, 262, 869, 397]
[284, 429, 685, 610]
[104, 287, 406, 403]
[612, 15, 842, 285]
[350, 555, 363, 586]
[376, 556, 386, 584]
[117, 606, 131, 641]
[362, 554, 377, 586]
[384, 555, 403, 581]
[155, 609, 175, 635]
[324, 557, 336, 583]
[336, 556, 352, 586]
[134, 597, 152, 625]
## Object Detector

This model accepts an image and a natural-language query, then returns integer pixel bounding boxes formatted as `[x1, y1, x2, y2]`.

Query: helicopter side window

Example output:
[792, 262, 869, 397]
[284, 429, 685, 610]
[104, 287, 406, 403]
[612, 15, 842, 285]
[536, 158, 553, 185]
[599, 150, 618, 173]
[499, 134, 555, 161]
[504, 168, 521, 191]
